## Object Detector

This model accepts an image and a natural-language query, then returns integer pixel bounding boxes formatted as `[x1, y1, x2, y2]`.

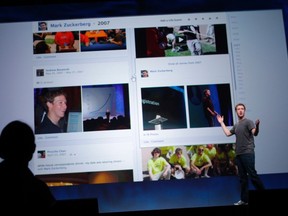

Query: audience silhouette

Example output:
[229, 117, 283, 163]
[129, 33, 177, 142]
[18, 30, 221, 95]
[0, 120, 56, 213]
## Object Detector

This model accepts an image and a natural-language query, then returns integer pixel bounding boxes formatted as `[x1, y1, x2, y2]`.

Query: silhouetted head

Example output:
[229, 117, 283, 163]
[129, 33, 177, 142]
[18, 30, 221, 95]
[0, 120, 36, 162]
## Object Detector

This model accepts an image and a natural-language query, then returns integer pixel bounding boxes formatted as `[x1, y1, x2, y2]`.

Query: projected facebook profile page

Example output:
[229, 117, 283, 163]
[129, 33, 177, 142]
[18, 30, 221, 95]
[30, 15, 235, 179]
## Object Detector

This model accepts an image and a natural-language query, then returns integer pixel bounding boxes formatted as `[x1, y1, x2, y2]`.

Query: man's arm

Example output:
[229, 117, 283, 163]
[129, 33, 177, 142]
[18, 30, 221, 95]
[252, 119, 260, 136]
[207, 107, 217, 116]
[216, 114, 232, 137]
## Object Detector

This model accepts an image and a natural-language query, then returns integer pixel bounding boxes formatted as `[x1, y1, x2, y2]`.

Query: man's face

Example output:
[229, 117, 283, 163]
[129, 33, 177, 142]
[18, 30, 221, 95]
[40, 23, 47, 30]
[49, 95, 67, 118]
[236, 105, 245, 119]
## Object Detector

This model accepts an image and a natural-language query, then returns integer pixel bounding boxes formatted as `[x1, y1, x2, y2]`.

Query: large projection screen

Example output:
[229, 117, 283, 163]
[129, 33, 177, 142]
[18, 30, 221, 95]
[0, 4, 288, 214]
